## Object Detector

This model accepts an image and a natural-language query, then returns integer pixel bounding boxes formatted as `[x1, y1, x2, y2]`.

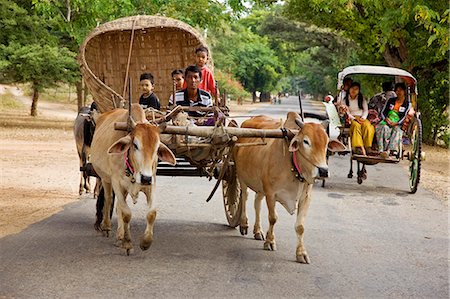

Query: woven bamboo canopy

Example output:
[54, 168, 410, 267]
[79, 15, 210, 112]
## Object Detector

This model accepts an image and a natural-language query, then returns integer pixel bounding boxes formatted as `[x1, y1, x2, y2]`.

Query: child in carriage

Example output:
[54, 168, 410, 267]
[138, 72, 161, 110]
[194, 46, 219, 104]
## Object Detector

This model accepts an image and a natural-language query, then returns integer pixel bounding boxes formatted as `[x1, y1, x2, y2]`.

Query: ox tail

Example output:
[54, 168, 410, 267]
[94, 187, 115, 230]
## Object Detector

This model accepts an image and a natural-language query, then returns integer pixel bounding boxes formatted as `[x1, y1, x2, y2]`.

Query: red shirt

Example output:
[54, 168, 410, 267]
[182, 66, 218, 97]
[198, 66, 217, 97]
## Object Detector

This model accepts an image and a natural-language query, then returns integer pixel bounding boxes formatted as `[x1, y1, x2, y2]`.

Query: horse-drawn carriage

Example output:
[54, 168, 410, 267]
[324, 65, 423, 193]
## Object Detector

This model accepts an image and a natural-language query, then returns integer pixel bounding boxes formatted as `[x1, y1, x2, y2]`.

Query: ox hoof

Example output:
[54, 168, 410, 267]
[94, 221, 102, 231]
[114, 239, 122, 247]
[263, 241, 277, 251]
[140, 238, 153, 251]
[254, 232, 265, 241]
[296, 252, 310, 264]
[100, 222, 112, 236]
[239, 225, 248, 236]
[121, 240, 133, 254]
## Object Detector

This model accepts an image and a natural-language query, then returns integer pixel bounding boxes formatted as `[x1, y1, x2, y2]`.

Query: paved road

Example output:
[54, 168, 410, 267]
[1, 97, 448, 298]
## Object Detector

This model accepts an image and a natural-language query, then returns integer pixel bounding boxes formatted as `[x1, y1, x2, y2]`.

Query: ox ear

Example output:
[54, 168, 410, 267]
[158, 143, 176, 166]
[289, 137, 300, 152]
[108, 135, 132, 154]
[327, 139, 347, 152]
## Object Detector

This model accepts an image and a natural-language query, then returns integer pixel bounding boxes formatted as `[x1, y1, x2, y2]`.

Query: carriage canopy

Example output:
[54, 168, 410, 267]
[337, 65, 417, 94]
[79, 15, 210, 112]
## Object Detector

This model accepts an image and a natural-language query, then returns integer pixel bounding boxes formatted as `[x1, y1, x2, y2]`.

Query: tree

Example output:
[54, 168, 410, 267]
[284, 0, 449, 143]
[0, 0, 79, 116]
[1, 43, 78, 115]
[212, 13, 284, 102]
[256, 9, 357, 97]
[32, 0, 238, 109]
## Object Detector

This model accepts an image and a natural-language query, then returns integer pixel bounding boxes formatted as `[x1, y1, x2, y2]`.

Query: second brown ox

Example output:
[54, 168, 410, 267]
[90, 104, 176, 253]
[234, 112, 345, 263]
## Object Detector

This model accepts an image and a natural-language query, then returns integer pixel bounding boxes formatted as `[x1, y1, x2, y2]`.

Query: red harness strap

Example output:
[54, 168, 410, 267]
[124, 151, 134, 174]
[293, 150, 302, 176]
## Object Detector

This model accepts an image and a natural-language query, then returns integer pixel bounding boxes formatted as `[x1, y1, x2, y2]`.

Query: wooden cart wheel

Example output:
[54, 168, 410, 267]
[221, 157, 242, 228]
[408, 116, 422, 194]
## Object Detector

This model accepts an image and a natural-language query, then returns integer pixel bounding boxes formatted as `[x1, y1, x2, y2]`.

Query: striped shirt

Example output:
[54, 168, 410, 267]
[169, 89, 212, 117]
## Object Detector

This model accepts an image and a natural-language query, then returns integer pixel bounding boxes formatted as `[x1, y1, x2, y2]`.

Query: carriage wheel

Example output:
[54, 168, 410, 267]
[408, 116, 422, 194]
[221, 157, 242, 228]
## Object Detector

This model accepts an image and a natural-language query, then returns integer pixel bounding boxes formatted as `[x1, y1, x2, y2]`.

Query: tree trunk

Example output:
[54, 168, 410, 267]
[382, 37, 409, 69]
[252, 91, 257, 103]
[30, 87, 39, 117]
[76, 81, 83, 110]
[260, 92, 271, 102]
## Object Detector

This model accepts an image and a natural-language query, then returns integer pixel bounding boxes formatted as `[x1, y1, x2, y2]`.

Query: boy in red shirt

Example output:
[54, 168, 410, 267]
[194, 46, 219, 104]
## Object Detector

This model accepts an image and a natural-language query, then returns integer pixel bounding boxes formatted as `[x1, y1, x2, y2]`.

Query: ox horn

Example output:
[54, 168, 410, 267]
[295, 117, 305, 129]
[127, 115, 137, 131]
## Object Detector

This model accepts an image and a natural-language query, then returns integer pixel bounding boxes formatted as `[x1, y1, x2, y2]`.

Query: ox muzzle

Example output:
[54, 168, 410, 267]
[140, 174, 152, 185]
[317, 167, 329, 179]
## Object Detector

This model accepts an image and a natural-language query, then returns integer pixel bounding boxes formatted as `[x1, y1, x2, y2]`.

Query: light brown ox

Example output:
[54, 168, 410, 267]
[234, 112, 345, 263]
[90, 104, 176, 253]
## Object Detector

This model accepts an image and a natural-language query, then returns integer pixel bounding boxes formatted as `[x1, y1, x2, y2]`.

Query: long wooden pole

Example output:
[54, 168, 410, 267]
[114, 123, 298, 139]
[160, 125, 297, 139]
[122, 19, 137, 100]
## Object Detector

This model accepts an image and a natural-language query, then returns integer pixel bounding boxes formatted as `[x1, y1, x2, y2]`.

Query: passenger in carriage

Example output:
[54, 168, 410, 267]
[376, 83, 411, 159]
[171, 69, 185, 92]
[169, 65, 212, 118]
[338, 82, 375, 156]
[335, 77, 352, 104]
[367, 81, 396, 125]
[138, 72, 161, 110]
[194, 46, 219, 103]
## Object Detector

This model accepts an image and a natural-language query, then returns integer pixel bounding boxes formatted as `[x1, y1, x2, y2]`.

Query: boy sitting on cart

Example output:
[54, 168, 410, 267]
[169, 65, 222, 126]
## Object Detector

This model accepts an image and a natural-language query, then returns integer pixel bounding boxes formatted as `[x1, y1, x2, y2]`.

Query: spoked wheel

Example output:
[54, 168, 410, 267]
[221, 156, 242, 228]
[408, 116, 422, 193]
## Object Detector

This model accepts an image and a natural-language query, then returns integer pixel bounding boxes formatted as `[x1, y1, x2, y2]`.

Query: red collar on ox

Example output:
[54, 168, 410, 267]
[124, 150, 136, 183]
[291, 151, 305, 181]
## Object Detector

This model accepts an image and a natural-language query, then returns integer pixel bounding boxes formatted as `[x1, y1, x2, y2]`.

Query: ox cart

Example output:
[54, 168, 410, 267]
[324, 65, 423, 193]
[78, 15, 304, 228]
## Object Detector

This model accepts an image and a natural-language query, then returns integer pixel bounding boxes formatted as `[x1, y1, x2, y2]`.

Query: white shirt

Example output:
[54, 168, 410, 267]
[347, 96, 368, 120]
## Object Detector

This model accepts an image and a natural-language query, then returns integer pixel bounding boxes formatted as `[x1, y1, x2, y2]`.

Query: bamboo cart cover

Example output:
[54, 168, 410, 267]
[79, 15, 210, 112]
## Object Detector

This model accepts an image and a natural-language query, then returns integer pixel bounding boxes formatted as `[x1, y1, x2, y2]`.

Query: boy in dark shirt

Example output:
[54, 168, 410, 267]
[138, 72, 160, 110]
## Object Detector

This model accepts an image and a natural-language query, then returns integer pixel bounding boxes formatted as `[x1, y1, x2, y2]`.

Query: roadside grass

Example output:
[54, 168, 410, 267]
[22, 83, 93, 104]
[0, 91, 25, 111]
[0, 111, 73, 130]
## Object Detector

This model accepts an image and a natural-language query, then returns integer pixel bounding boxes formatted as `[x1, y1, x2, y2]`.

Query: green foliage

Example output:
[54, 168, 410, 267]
[0, 0, 78, 89]
[0, 0, 51, 45]
[285, 0, 449, 144]
[215, 69, 249, 100]
[257, 9, 357, 96]
[414, 6, 449, 57]
[1, 42, 79, 90]
[212, 20, 284, 94]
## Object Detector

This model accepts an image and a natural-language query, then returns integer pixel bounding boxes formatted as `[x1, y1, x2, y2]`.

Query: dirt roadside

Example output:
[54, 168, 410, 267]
[0, 90, 448, 238]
